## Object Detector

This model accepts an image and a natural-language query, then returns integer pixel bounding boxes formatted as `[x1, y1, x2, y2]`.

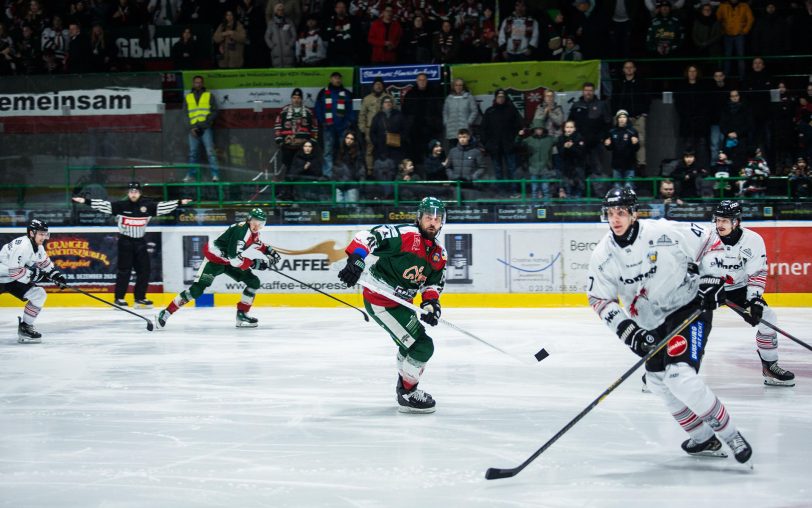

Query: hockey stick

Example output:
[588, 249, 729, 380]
[62, 285, 154, 331]
[270, 268, 369, 322]
[726, 300, 812, 353]
[485, 308, 702, 480]
[358, 279, 544, 364]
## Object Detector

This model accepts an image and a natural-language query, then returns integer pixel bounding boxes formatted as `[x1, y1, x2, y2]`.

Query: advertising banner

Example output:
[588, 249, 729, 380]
[0, 232, 163, 292]
[180, 68, 354, 129]
[112, 25, 212, 63]
[750, 227, 812, 293]
[450, 61, 601, 121]
[359, 64, 442, 84]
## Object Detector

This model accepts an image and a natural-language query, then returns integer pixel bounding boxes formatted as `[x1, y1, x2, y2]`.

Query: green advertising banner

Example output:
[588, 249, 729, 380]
[180, 68, 355, 91]
[449, 61, 600, 94]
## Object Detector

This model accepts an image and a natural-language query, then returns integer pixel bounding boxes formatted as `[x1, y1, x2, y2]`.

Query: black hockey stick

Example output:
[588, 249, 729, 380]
[485, 308, 702, 480]
[61, 285, 154, 331]
[269, 268, 369, 322]
[726, 300, 812, 353]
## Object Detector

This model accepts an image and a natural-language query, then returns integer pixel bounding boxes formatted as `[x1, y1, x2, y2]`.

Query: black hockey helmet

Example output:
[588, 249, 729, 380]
[601, 187, 638, 218]
[714, 200, 742, 221]
[27, 218, 49, 238]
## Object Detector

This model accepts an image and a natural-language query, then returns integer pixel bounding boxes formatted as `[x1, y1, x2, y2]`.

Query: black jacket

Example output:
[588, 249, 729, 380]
[557, 132, 587, 173]
[674, 80, 710, 138]
[568, 96, 611, 146]
[605, 126, 640, 169]
[481, 100, 523, 154]
[289, 150, 324, 181]
[612, 76, 651, 118]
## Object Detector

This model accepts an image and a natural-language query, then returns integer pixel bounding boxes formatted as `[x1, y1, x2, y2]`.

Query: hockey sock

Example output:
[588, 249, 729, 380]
[22, 302, 41, 326]
[647, 370, 714, 443]
[167, 290, 191, 314]
[663, 363, 740, 443]
[237, 287, 256, 313]
[756, 330, 778, 362]
[398, 353, 426, 391]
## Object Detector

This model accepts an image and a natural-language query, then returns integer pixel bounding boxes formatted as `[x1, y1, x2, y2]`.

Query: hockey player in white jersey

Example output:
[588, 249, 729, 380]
[0, 219, 67, 343]
[587, 188, 752, 464]
[702, 200, 795, 386]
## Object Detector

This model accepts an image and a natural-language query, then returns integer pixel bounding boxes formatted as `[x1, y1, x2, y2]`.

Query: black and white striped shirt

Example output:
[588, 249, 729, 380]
[83, 198, 181, 238]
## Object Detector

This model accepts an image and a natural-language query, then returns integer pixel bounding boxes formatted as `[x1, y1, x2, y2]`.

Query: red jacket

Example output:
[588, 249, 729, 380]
[368, 19, 402, 63]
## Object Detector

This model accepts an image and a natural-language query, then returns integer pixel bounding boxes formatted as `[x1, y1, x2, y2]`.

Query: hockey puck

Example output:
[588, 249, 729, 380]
[147, 322, 154, 332]
[534, 348, 549, 362]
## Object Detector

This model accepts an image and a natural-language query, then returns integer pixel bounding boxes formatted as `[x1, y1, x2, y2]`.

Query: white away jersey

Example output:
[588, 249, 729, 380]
[699, 227, 767, 299]
[587, 219, 719, 332]
[0, 235, 54, 284]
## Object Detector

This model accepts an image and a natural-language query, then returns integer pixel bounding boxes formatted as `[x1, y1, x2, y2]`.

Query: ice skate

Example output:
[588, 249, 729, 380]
[759, 352, 795, 387]
[681, 435, 728, 458]
[114, 299, 128, 307]
[396, 376, 436, 414]
[724, 431, 753, 465]
[17, 317, 42, 344]
[236, 310, 258, 328]
[134, 298, 154, 309]
[155, 309, 170, 329]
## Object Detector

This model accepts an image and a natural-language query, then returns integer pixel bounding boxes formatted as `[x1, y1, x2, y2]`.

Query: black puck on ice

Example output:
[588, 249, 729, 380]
[534, 348, 549, 362]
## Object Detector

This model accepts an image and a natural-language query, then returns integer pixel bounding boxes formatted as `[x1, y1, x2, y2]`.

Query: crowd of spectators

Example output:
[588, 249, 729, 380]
[1, 0, 811, 74]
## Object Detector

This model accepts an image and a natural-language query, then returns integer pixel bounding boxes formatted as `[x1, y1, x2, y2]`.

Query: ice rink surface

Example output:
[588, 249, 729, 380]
[1, 305, 810, 508]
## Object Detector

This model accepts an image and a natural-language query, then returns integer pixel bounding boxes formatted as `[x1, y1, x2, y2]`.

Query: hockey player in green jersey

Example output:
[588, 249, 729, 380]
[338, 197, 448, 413]
[156, 208, 280, 328]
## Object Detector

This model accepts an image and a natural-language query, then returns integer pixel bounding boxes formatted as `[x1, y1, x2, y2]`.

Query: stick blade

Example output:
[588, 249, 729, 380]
[147, 322, 154, 331]
[485, 467, 518, 480]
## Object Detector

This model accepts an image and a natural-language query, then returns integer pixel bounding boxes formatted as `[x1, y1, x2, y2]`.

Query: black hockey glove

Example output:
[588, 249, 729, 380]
[696, 276, 726, 311]
[48, 270, 67, 289]
[420, 299, 441, 327]
[251, 258, 269, 271]
[338, 253, 365, 287]
[744, 296, 766, 327]
[266, 249, 281, 269]
[616, 319, 658, 357]
[27, 265, 45, 283]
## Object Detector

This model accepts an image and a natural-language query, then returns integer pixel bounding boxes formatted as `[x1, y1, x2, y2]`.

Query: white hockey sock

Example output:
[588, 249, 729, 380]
[22, 302, 41, 326]
[21, 286, 46, 326]
[398, 353, 426, 390]
[647, 370, 714, 443]
[755, 306, 779, 362]
[662, 363, 739, 443]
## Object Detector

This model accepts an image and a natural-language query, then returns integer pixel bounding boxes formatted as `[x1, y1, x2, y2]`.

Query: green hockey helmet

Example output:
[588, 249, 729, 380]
[417, 197, 446, 224]
[248, 207, 266, 224]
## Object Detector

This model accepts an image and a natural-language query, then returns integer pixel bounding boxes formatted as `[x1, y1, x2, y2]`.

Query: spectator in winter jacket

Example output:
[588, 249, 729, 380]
[315, 72, 356, 179]
[289, 140, 325, 200]
[369, 96, 405, 169]
[708, 70, 732, 163]
[296, 15, 327, 66]
[568, 82, 611, 177]
[401, 14, 433, 64]
[402, 73, 444, 164]
[264, 2, 296, 68]
[482, 89, 523, 193]
[326, 1, 360, 66]
[604, 110, 640, 190]
[692, 3, 722, 58]
[742, 57, 773, 156]
[358, 77, 393, 171]
[423, 139, 449, 181]
[274, 88, 319, 181]
[172, 26, 199, 69]
[533, 89, 564, 138]
[771, 82, 799, 174]
[446, 129, 486, 182]
[674, 65, 710, 167]
[333, 130, 366, 203]
[213, 10, 246, 68]
[498, 0, 538, 61]
[266, 0, 301, 31]
[368, 6, 402, 63]
[789, 157, 811, 198]
[559, 36, 583, 61]
[443, 79, 479, 147]
[611, 61, 651, 169]
[719, 89, 754, 165]
[557, 120, 587, 198]
[432, 19, 460, 63]
[645, 0, 684, 56]
[751, 3, 789, 56]
[518, 120, 556, 200]
[671, 148, 705, 198]
[716, 0, 754, 79]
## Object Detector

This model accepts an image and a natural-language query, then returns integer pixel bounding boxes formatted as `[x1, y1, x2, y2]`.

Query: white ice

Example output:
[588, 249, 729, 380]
[1, 306, 810, 508]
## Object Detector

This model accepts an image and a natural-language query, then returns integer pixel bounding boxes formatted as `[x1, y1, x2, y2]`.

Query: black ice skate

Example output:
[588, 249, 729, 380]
[724, 431, 753, 465]
[134, 298, 154, 309]
[114, 299, 128, 307]
[17, 317, 42, 344]
[155, 309, 169, 329]
[396, 375, 436, 414]
[759, 352, 795, 387]
[236, 310, 258, 328]
[681, 435, 728, 458]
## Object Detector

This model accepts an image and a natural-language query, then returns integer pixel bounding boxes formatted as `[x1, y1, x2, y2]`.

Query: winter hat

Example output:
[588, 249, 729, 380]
[656, 0, 671, 7]
[494, 88, 507, 98]
[530, 119, 545, 130]
[428, 139, 442, 151]
[615, 109, 629, 119]
[291, 88, 303, 98]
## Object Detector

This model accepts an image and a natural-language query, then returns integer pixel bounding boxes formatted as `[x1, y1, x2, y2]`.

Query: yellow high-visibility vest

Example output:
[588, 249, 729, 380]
[186, 91, 211, 125]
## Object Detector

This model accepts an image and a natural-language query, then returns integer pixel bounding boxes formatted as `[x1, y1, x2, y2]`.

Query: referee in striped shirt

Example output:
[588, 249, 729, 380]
[73, 182, 192, 308]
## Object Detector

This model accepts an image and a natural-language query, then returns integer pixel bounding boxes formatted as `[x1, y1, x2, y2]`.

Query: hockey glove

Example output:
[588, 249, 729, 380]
[696, 276, 726, 311]
[616, 319, 658, 357]
[251, 258, 269, 271]
[420, 299, 441, 327]
[48, 270, 67, 289]
[266, 249, 281, 269]
[338, 253, 365, 287]
[27, 265, 45, 283]
[744, 296, 766, 327]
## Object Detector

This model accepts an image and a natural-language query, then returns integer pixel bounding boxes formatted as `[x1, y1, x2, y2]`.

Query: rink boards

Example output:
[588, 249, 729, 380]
[1, 221, 811, 307]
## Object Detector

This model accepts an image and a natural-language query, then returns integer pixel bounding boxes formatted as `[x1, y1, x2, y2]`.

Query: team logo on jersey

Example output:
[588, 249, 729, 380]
[647, 250, 657, 263]
[140, 206, 147, 213]
[667, 335, 688, 357]
[403, 265, 427, 283]
[742, 248, 752, 257]
[656, 235, 673, 246]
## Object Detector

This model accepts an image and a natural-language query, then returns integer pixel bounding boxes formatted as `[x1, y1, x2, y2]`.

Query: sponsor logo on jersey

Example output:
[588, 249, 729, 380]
[619, 265, 657, 285]
[690, 322, 704, 361]
[411, 235, 421, 251]
[604, 309, 619, 324]
[121, 216, 150, 227]
[710, 256, 742, 271]
[656, 235, 673, 246]
[647, 250, 657, 263]
[402, 265, 427, 283]
[667, 335, 688, 357]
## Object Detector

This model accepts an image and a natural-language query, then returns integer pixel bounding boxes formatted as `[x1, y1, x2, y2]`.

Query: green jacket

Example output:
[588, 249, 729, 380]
[520, 134, 556, 177]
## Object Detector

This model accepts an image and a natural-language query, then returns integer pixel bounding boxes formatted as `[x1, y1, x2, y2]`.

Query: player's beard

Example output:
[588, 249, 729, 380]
[419, 224, 438, 240]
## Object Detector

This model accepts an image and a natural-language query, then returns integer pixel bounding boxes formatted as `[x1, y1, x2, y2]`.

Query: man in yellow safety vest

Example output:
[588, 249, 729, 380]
[184, 75, 221, 182]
